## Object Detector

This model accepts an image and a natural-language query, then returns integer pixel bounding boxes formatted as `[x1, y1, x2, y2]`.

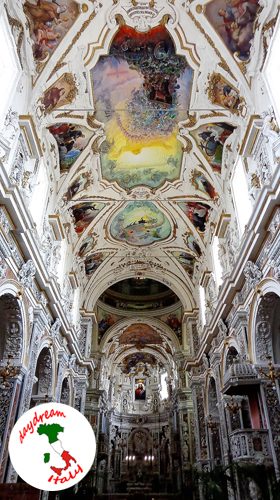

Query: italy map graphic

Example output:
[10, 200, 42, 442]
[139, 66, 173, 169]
[37, 423, 77, 476]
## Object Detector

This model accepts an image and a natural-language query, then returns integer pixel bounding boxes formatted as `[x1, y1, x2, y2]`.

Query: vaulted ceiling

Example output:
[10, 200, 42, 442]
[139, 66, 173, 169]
[16, 0, 277, 361]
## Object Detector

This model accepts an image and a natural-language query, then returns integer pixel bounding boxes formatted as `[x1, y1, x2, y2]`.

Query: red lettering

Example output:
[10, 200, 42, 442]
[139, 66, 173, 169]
[55, 411, 65, 418]
[48, 464, 83, 484]
[19, 408, 66, 443]
[28, 421, 34, 435]
[19, 429, 24, 444]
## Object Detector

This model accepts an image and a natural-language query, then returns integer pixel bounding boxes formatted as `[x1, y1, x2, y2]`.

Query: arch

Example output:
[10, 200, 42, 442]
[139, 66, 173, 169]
[206, 377, 219, 419]
[99, 316, 181, 352]
[84, 269, 196, 312]
[109, 345, 172, 370]
[31, 345, 56, 405]
[0, 281, 29, 366]
[127, 427, 153, 458]
[0, 293, 24, 365]
[60, 376, 72, 405]
[248, 278, 280, 363]
[221, 339, 240, 381]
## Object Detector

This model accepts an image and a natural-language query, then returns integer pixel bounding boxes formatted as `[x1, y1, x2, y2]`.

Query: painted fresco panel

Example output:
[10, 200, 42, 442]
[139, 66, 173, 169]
[40, 73, 77, 113]
[91, 26, 193, 190]
[119, 324, 162, 346]
[85, 251, 108, 275]
[110, 202, 171, 246]
[78, 233, 96, 258]
[191, 123, 235, 172]
[70, 202, 105, 234]
[97, 306, 121, 339]
[24, 0, 79, 68]
[64, 173, 92, 200]
[205, 0, 260, 61]
[49, 124, 93, 172]
[122, 353, 157, 375]
[161, 307, 182, 339]
[207, 74, 242, 112]
[185, 233, 202, 257]
[191, 171, 217, 199]
[172, 251, 195, 277]
[178, 202, 211, 233]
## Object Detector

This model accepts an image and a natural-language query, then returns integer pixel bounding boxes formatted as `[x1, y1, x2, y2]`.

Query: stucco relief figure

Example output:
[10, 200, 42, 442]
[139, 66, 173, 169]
[248, 479, 262, 500]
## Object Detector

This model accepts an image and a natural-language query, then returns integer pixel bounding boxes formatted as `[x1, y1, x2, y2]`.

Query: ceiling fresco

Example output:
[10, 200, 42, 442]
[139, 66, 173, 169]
[40, 73, 77, 113]
[64, 172, 92, 201]
[207, 73, 243, 113]
[191, 171, 217, 199]
[205, 0, 260, 61]
[185, 233, 202, 257]
[91, 25, 193, 190]
[161, 308, 182, 340]
[78, 233, 97, 258]
[121, 353, 159, 375]
[110, 202, 172, 246]
[119, 324, 162, 347]
[24, 0, 80, 70]
[97, 306, 123, 339]
[172, 251, 196, 278]
[70, 202, 106, 234]
[85, 251, 109, 276]
[49, 124, 93, 173]
[177, 202, 212, 233]
[18, 0, 277, 358]
[190, 123, 235, 173]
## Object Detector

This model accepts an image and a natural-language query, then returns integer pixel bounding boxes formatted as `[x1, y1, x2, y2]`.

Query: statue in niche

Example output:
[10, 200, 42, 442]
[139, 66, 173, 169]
[160, 426, 170, 475]
[248, 479, 262, 500]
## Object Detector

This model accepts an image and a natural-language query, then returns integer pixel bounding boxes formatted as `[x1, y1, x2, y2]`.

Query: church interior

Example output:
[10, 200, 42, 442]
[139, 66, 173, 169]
[1, 0, 280, 499]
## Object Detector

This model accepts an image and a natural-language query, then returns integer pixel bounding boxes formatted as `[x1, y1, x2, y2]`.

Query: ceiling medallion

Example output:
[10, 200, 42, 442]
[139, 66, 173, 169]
[110, 201, 172, 247]
[91, 25, 194, 190]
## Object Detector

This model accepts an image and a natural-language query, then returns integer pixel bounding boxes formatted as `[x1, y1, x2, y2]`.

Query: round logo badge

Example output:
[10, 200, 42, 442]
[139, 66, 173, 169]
[9, 403, 96, 491]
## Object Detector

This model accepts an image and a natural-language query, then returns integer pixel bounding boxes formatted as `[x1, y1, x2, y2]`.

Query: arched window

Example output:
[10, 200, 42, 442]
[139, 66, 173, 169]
[28, 159, 49, 233]
[60, 377, 71, 405]
[160, 371, 168, 400]
[264, 17, 280, 126]
[255, 293, 280, 363]
[231, 157, 253, 235]
[212, 236, 223, 286]
[199, 285, 206, 326]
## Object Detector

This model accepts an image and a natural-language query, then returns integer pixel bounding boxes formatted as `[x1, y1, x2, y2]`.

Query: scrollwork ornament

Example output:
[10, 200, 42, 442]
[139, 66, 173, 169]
[243, 261, 262, 288]
[0, 258, 7, 279]
[50, 318, 62, 339]
[19, 260, 36, 288]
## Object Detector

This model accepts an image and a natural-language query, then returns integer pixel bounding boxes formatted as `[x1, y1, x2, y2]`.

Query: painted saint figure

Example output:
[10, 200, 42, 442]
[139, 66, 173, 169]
[135, 380, 146, 400]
